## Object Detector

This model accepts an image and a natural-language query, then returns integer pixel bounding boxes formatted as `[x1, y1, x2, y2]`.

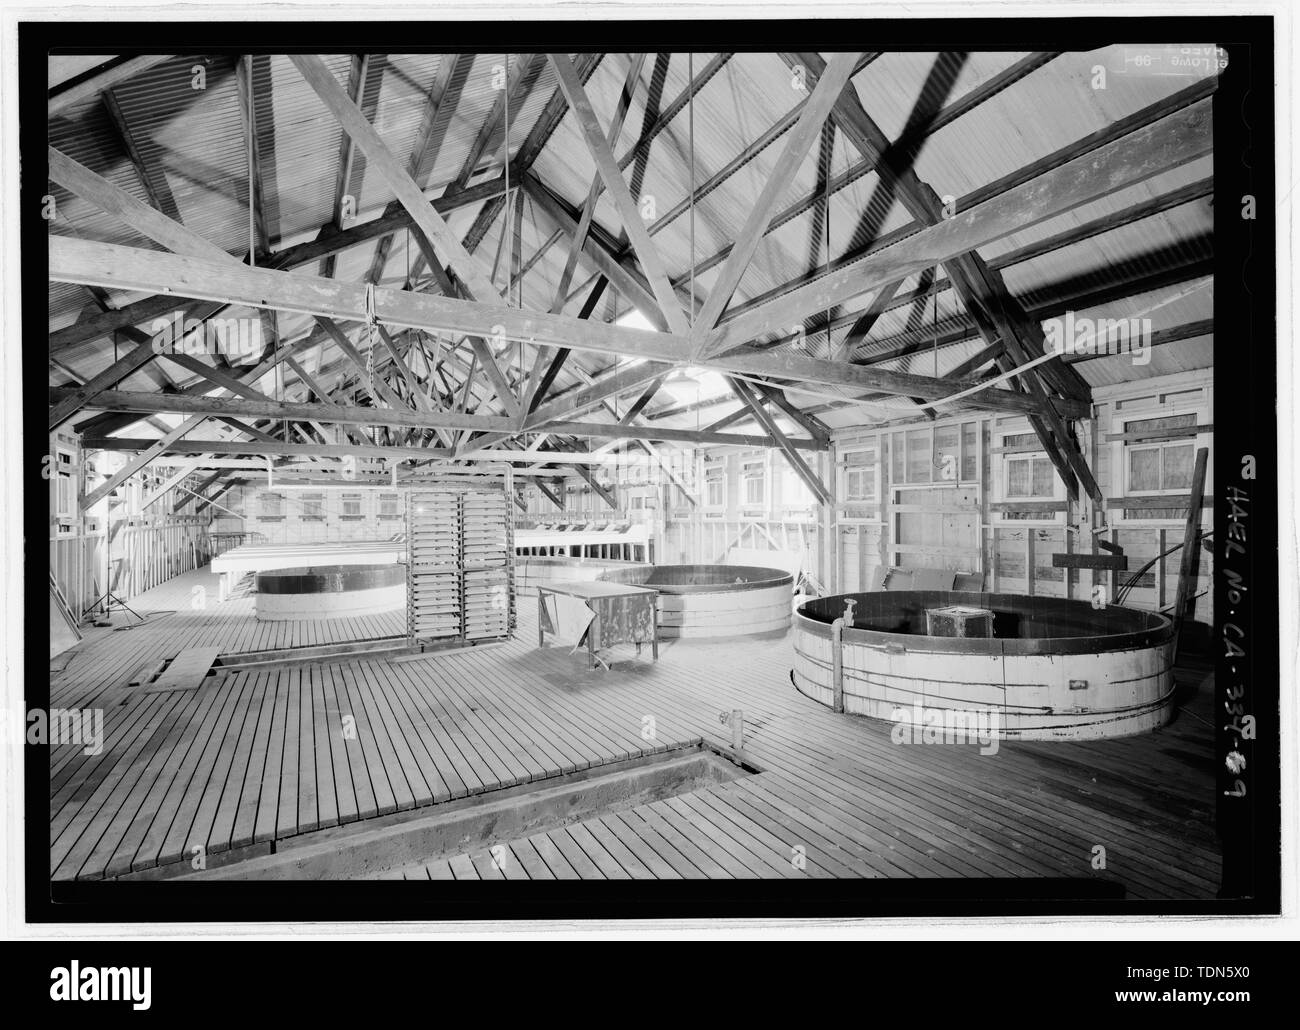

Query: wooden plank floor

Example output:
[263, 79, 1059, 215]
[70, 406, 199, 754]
[49, 566, 1221, 897]
[50, 567, 405, 713]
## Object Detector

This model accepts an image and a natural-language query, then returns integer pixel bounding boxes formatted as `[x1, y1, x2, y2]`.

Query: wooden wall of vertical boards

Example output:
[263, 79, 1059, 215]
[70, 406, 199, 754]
[48, 431, 213, 614]
[659, 369, 1213, 624]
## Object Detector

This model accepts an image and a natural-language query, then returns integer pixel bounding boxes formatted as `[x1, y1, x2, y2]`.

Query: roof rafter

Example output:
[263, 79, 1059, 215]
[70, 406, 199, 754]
[690, 52, 863, 346]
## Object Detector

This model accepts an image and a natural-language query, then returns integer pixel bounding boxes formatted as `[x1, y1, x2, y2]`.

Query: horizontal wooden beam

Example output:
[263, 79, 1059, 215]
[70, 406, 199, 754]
[49, 341, 156, 431]
[80, 414, 208, 511]
[49, 236, 1064, 416]
[54, 387, 826, 450]
[48, 177, 507, 355]
[1052, 552, 1129, 571]
[83, 437, 451, 462]
[537, 419, 822, 451]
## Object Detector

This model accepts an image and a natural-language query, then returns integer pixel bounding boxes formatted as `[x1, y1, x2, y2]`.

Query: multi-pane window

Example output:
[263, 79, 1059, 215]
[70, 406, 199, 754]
[1125, 414, 1198, 494]
[1001, 433, 1056, 499]
[704, 466, 725, 510]
[341, 492, 364, 517]
[742, 458, 766, 508]
[53, 449, 75, 517]
[1005, 454, 1056, 498]
[840, 444, 878, 503]
[378, 493, 401, 518]
[259, 492, 283, 518]
[993, 428, 1063, 523]
[300, 493, 325, 519]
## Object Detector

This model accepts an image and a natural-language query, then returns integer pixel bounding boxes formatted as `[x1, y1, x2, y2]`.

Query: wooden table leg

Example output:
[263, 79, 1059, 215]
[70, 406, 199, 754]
[650, 597, 659, 661]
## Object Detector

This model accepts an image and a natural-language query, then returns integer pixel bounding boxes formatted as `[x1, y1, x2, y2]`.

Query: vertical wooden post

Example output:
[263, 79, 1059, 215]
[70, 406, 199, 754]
[1172, 447, 1209, 657]
[1063, 524, 1073, 600]
[1157, 527, 1168, 610]
[822, 480, 836, 594]
[1110, 527, 1121, 604]
[831, 621, 845, 713]
[1025, 530, 1035, 596]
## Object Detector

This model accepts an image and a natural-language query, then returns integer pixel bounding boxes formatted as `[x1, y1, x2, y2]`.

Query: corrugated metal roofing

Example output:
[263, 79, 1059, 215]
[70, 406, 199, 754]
[110, 56, 253, 257]
[253, 54, 352, 246]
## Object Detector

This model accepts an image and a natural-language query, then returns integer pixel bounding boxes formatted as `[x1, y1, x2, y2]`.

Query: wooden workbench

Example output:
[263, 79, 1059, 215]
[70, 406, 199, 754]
[537, 580, 658, 669]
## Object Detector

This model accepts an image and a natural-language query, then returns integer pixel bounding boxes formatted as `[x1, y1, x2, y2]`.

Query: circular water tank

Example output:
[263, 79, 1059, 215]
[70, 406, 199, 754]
[792, 591, 1176, 740]
[599, 564, 793, 638]
[255, 563, 405, 622]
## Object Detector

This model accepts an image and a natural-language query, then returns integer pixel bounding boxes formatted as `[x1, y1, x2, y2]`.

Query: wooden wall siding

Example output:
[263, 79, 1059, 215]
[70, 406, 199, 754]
[1090, 370, 1214, 623]
[110, 518, 211, 600]
[51, 519, 211, 614]
[211, 485, 407, 545]
[663, 518, 824, 587]
[49, 433, 218, 611]
[523, 486, 615, 518]
[893, 484, 982, 572]
[774, 369, 1214, 623]
[836, 524, 884, 593]
[519, 507, 633, 525]
[50, 533, 107, 621]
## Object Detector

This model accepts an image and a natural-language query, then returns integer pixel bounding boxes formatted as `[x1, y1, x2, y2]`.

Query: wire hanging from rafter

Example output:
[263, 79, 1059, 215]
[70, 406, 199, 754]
[689, 52, 699, 438]
[688, 51, 696, 334]
[246, 56, 256, 268]
[824, 124, 832, 360]
[509, 57, 526, 411]
[932, 262, 940, 378]
[364, 282, 378, 401]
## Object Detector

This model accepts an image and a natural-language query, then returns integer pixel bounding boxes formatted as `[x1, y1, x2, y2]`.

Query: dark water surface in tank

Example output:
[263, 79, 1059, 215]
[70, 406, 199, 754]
[256, 563, 406, 594]
[798, 590, 1172, 646]
[599, 564, 792, 594]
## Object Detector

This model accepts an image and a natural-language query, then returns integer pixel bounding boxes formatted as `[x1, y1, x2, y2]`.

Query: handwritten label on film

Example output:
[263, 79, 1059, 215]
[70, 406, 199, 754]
[1221, 479, 1252, 802]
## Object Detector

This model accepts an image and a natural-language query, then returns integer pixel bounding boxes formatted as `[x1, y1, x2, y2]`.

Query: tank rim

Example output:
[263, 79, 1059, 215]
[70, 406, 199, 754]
[255, 563, 405, 594]
[598, 563, 793, 594]
[794, 590, 1174, 655]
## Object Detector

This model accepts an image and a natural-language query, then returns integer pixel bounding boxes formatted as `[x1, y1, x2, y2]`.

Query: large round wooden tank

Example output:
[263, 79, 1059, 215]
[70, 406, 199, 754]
[598, 564, 792, 638]
[792, 591, 1176, 740]
[516, 556, 644, 597]
[254, 563, 405, 622]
